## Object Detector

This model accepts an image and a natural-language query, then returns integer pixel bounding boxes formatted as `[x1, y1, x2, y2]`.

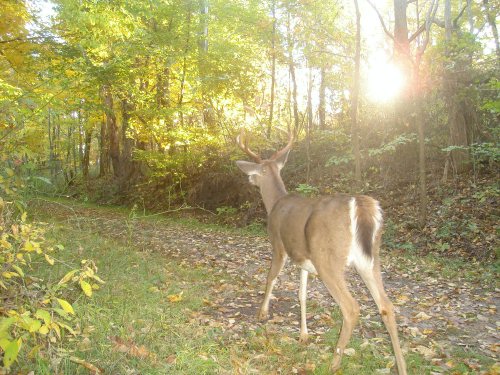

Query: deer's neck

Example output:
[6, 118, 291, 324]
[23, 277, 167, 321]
[260, 174, 288, 215]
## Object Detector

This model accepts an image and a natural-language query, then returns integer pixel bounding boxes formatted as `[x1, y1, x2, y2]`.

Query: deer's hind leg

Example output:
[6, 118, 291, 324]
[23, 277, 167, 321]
[317, 264, 360, 373]
[355, 257, 407, 375]
[258, 240, 287, 320]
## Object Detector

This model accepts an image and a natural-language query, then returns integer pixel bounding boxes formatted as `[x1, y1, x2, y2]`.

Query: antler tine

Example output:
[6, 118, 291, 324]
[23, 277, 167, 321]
[271, 130, 294, 160]
[236, 129, 262, 163]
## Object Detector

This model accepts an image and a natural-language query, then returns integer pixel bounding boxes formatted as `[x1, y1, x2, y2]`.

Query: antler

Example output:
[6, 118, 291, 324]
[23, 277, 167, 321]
[236, 129, 262, 163]
[271, 130, 294, 160]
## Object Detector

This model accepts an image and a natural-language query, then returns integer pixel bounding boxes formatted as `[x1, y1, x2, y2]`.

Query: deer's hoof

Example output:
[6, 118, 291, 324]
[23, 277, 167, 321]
[257, 310, 269, 321]
[299, 333, 309, 344]
[330, 355, 342, 373]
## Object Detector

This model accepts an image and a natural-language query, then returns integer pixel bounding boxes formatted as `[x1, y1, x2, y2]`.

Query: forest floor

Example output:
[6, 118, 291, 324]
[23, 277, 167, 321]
[28, 198, 499, 375]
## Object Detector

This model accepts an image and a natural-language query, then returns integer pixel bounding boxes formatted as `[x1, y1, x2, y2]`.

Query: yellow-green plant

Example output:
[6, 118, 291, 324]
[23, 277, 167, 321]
[0, 197, 103, 369]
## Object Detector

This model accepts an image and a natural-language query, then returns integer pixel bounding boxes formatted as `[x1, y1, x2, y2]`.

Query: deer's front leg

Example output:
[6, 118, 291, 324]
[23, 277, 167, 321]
[259, 251, 287, 320]
[299, 268, 309, 343]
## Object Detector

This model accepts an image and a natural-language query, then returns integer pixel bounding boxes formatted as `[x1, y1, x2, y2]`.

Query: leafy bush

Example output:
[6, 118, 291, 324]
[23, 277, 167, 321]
[0, 186, 103, 369]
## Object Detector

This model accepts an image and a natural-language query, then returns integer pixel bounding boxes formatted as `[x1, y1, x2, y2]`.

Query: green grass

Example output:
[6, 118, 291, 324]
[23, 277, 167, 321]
[16, 198, 498, 374]
[26, 222, 230, 374]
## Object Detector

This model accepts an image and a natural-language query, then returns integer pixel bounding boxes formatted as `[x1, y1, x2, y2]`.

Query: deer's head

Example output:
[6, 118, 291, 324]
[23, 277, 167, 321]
[235, 130, 293, 189]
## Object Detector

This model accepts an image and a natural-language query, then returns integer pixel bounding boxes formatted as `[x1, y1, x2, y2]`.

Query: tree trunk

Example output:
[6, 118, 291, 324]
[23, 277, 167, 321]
[413, 67, 427, 226]
[267, 0, 277, 139]
[351, 0, 362, 183]
[306, 67, 313, 183]
[99, 116, 108, 177]
[102, 85, 120, 178]
[118, 98, 136, 191]
[318, 67, 326, 130]
[444, 0, 470, 173]
[198, 0, 215, 131]
[287, 10, 299, 134]
[47, 108, 55, 180]
[82, 127, 92, 180]
[394, 0, 410, 57]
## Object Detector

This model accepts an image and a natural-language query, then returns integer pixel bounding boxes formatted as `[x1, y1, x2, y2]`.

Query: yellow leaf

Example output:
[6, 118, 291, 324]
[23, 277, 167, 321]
[58, 269, 78, 285]
[38, 325, 49, 335]
[44, 254, 55, 265]
[23, 240, 34, 252]
[167, 291, 183, 303]
[56, 298, 75, 315]
[21, 212, 27, 222]
[80, 279, 92, 297]
[11, 265, 24, 277]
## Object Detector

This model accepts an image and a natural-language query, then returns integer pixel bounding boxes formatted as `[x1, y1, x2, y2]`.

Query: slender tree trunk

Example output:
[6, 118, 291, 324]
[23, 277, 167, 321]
[47, 108, 55, 180]
[78, 110, 84, 173]
[306, 67, 313, 183]
[198, 0, 215, 131]
[287, 10, 299, 134]
[82, 127, 92, 180]
[119, 98, 135, 191]
[267, 0, 277, 139]
[318, 66, 326, 130]
[413, 66, 427, 226]
[351, 0, 362, 183]
[99, 116, 107, 177]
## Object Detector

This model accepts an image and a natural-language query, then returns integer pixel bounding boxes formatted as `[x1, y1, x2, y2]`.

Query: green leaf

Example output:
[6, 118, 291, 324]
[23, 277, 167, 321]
[0, 338, 10, 351]
[80, 279, 92, 297]
[35, 309, 51, 325]
[56, 298, 75, 315]
[53, 308, 69, 319]
[28, 319, 42, 333]
[0, 317, 16, 336]
[3, 338, 21, 368]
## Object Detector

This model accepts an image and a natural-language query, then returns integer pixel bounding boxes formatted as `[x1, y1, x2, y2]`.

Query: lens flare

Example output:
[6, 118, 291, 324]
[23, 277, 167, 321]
[366, 61, 406, 103]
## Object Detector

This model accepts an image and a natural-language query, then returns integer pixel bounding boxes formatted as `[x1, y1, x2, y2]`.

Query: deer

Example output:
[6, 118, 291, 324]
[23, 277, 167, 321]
[235, 131, 407, 374]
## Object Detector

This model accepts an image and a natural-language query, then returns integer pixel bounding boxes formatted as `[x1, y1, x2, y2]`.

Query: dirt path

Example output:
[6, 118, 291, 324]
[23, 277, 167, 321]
[35, 201, 499, 367]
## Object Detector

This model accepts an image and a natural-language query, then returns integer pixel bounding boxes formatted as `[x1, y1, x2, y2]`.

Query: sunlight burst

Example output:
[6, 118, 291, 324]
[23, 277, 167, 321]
[366, 60, 406, 103]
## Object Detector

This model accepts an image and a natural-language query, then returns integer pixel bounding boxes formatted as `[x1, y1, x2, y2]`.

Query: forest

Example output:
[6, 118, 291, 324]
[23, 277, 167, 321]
[0, 0, 498, 373]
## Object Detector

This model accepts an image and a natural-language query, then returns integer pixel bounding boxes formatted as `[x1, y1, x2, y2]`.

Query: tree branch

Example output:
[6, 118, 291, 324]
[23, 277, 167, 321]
[364, 0, 395, 41]
[453, 5, 468, 28]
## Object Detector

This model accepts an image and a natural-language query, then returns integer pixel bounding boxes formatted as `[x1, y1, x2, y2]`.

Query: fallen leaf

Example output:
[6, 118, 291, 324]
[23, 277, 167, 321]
[167, 291, 183, 303]
[110, 336, 151, 359]
[166, 354, 177, 364]
[414, 311, 432, 321]
[69, 356, 103, 374]
[413, 345, 436, 360]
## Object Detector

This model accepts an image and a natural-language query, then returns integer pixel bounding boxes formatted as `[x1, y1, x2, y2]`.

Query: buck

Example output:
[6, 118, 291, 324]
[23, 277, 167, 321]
[235, 131, 407, 374]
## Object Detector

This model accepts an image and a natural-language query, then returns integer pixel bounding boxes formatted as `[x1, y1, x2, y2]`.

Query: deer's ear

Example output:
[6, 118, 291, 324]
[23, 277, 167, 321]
[275, 149, 290, 170]
[236, 160, 262, 176]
